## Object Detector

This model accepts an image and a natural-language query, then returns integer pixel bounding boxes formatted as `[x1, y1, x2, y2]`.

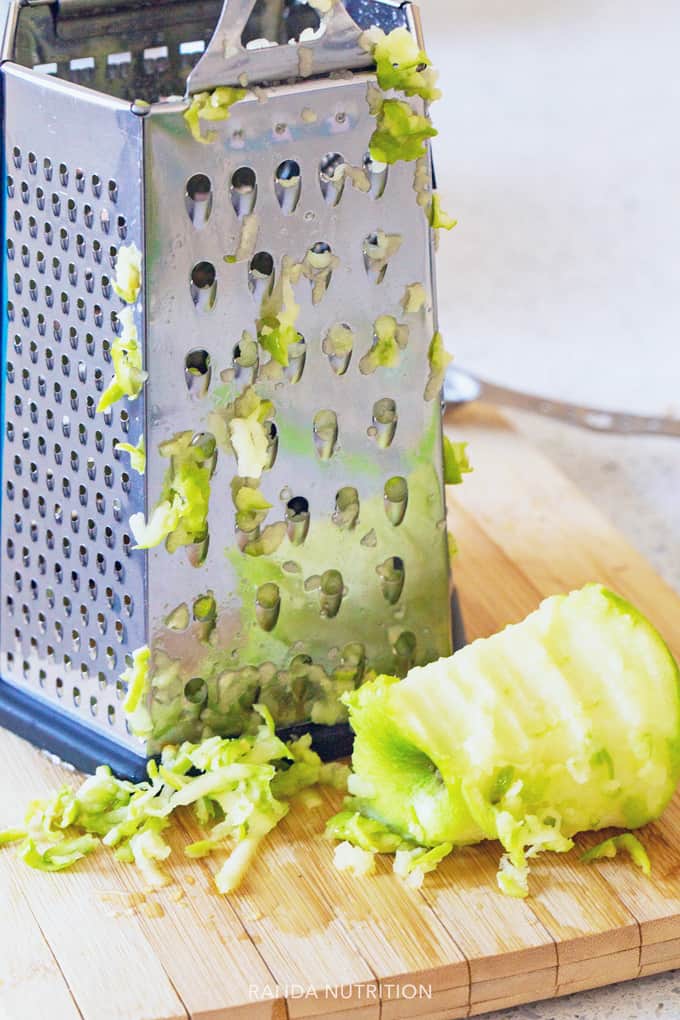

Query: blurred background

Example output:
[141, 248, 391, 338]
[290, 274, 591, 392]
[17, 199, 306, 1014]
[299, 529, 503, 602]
[426, 0, 679, 418]
[421, 0, 678, 588]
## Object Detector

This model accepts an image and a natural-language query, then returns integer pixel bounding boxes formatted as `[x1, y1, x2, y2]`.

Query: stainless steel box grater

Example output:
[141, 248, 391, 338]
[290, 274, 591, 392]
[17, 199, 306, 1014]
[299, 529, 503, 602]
[0, 0, 455, 777]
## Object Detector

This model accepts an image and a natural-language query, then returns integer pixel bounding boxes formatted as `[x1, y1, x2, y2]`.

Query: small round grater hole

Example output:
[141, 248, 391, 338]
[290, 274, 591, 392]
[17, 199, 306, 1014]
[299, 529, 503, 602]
[91, 173, 102, 198]
[37, 554, 46, 575]
[90, 695, 98, 716]
[96, 611, 107, 635]
[55, 676, 64, 697]
[20, 181, 30, 204]
[93, 239, 103, 264]
[96, 492, 105, 514]
[248, 251, 274, 298]
[123, 593, 133, 616]
[107, 705, 116, 726]
[230, 167, 256, 218]
[37, 250, 46, 273]
[75, 168, 85, 193]
[114, 620, 125, 643]
[116, 215, 127, 239]
[88, 578, 97, 600]
[37, 314, 46, 336]
[184, 676, 207, 705]
[186, 173, 213, 227]
[12, 210, 22, 232]
[59, 162, 68, 186]
[76, 233, 86, 257]
[275, 160, 301, 215]
[80, 603, 88, 625]
[44, 222, 53, 246]
[190, 261, 217, 310]
[73, 686, 81, 707]
[38, 611, 46, 633]
[100, 208, 110, 234]
[79, 544, 88, 566]
[36, 186, 45, 210]
[106, 647, 116, 669]
[83, 268, 93, 292]
[7, 239, 15, 261]
[21, 603, 30, 624]
[51, 192, 61, 216]
[67, 199, 77, 224]
[46, 527, 55, 548]
[54, 620, 63, 642]
[12, 146, 21, 168]
[108, 244, 117, 268]
[108, 179, 118, 203]
[114, 560, 124, 582]
[105, 586, 114, 607]
[28, 216, 38, 239]
[88, 637, 97, 660]
[55, 562, 63, 584]
[43, 157, 52, 180]
[28, 152, 37, 175]
[104, 525, 114, 548]
[83, 204, 94, 228]
[38, 493, 46, 513]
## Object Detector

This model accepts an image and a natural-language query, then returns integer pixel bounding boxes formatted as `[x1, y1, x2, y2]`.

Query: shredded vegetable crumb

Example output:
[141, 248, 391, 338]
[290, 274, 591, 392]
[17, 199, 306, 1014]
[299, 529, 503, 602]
[0, 711, 348, 893]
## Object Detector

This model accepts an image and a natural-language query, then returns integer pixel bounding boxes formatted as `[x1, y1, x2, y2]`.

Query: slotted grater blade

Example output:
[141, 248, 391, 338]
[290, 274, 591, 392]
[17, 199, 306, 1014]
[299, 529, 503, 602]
[1, 0, 456, 777]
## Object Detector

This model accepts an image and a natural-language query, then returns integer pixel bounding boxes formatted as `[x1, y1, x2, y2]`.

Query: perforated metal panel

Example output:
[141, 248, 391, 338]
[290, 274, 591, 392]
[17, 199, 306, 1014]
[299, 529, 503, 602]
[1, 66, 146, 754]
[143, 75, 451, 750]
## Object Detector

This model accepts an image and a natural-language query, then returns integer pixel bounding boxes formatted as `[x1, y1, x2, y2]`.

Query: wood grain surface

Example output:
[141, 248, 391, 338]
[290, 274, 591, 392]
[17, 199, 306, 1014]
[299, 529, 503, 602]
[1, 403, 679, 1020]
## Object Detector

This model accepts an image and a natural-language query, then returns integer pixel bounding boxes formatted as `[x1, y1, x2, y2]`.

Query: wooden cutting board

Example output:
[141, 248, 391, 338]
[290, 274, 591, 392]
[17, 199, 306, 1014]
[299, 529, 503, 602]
[2, 403, 680, 1020]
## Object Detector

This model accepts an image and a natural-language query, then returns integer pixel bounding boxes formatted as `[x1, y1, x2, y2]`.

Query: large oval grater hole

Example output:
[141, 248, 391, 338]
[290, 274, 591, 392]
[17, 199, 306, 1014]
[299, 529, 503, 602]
[185, 349, 212, 396]
[230, 167, 257, 218]
[285, 496, 310, 546]
[333, 486, 359, 530]
[275, 161, 301, 215]
[190, 261, 217, 310]
[394, 631, 417, 673]
[248, 251, 274, 298]
[305, 242, 334, 303]
[384, 476, 408, 526]
[256, 582, 280, 632]
[186, 173, 213, 228]
[233, 337, 259, 383]
[313, 409, 338, 461]
[320, 569, 344, 619]
[377, 556, 405, 605]
[370, 398, 398, 449]
[184, 676, 208, 705]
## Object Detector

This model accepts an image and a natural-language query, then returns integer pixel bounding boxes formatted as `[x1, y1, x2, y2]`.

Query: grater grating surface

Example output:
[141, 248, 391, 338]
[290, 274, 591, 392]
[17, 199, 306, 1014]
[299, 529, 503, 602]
[1, 0, 455, 775]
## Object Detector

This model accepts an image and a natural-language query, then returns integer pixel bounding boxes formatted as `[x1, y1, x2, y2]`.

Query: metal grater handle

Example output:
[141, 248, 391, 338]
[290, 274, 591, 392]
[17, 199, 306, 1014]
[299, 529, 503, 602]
[186, 0, 378, 94]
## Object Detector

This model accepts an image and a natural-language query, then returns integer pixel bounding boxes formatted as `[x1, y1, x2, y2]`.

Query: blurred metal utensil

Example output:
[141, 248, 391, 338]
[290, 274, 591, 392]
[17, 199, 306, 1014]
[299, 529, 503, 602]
[444, 366, 680, 438]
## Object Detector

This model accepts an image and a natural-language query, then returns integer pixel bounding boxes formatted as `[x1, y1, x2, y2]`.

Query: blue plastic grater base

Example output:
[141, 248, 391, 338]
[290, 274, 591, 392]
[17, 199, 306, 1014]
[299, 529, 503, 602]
[0, 588, 466, 780]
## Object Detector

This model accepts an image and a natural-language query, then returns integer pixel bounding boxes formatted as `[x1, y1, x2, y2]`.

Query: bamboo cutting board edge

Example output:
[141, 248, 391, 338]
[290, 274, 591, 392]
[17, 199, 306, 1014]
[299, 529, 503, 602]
[0, 403, 679, 1020]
